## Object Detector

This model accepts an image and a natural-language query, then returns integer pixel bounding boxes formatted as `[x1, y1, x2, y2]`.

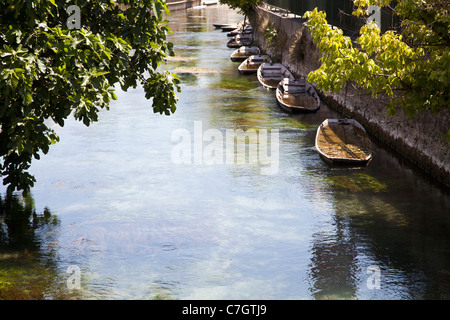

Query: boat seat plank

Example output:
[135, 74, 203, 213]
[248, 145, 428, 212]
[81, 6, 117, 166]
[317, 124, 371, 160]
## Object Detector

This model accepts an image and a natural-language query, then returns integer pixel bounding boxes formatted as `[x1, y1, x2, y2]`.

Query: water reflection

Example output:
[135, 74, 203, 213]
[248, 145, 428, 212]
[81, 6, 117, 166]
[0, 193, 68, 299]
[309, 215, 359, 299]
[304, 135, 450, 299]
[1, 4, 449, 300]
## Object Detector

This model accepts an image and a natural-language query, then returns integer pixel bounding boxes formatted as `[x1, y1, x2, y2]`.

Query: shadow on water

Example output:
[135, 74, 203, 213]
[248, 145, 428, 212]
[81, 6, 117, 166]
[1, 3, 449, 300]
[0, 193, 76, 299]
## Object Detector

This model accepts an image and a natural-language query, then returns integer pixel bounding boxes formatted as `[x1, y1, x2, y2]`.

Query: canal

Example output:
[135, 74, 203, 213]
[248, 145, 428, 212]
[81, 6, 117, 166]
[1, 4, 450, 300]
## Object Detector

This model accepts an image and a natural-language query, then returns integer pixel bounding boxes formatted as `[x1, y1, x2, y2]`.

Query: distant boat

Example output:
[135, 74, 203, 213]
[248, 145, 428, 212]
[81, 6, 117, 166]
[230, 46, 260, 62]
[276, 77, 320, 113]
[227, 33, 253, 48]
[238, 55, 270, 75]
[213, 23, 231, 29]
[257, 63, 294, 90]
[227, 25, 252, 37]
[222, 25, 239, 32]
[190, 4, 207, 9]
[315, 119, 373, 165]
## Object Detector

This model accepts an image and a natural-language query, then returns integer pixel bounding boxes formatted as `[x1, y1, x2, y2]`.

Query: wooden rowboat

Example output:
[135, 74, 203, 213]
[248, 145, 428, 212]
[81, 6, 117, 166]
[238, 55, 270, 75]
[230, 46, 260, 62]
[276, 77, 320, 113]
[227, 33, 253, 48]
[222, 25, 239, 32]
[257, 63, 294, 90]
[227, 25, 252, 37]
[315, 119, 373, 165]
[213, 23, 231, 29]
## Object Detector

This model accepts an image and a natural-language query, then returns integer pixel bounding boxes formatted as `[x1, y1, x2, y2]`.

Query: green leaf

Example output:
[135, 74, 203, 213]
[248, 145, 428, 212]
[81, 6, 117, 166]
[0, 0, 180, 192]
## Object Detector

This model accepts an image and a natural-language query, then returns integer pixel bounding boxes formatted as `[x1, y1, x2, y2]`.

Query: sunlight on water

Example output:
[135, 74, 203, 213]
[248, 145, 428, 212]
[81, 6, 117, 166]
[1, 4, 450, 300]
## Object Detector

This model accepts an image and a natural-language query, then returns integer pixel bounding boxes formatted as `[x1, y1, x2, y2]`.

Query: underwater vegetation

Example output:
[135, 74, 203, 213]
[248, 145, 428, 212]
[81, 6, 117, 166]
[326, 173, 388, 193]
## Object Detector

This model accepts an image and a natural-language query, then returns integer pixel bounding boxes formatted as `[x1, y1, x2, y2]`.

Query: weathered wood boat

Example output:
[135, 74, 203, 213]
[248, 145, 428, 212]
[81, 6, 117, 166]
[257, 63, 294, 90]
[222, 25, 239, 32]
[275, 77, 320, 113]
[213, 23, 231, 29]
[230, 45, 260, 62]
[315, 119, 373, 165]
[238, 55, 270, 75]
[227, 33, 253, 48]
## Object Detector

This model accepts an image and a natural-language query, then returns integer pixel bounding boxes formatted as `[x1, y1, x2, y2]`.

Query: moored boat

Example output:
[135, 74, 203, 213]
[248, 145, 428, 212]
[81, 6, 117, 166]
[227, 25, 252, 37]
[238, 55, 270, 75]
[275, 77, 320, 113]
[315, 118, 373, 165]
[222, 24, 239, 32]
[227, 33, 253, 48]
[257, 63, 294, 90]
[230, 45, 260, 62]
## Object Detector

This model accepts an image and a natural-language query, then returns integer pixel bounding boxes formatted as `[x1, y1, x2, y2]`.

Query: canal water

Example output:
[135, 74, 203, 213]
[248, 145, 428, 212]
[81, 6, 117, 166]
[1, 4, 450, 300]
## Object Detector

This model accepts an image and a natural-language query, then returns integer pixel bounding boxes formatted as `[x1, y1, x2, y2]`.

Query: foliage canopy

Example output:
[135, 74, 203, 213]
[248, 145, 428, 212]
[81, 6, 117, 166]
[303, 0, 449, 142]
[0, 0, 181, 193]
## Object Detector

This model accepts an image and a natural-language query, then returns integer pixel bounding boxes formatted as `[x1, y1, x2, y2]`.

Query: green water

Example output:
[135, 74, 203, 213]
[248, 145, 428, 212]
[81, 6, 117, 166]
[1, 4, 449, 300]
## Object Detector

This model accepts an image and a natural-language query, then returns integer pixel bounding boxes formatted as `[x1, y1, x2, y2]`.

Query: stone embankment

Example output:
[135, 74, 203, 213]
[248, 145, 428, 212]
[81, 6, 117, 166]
[251, 5, 450, 187]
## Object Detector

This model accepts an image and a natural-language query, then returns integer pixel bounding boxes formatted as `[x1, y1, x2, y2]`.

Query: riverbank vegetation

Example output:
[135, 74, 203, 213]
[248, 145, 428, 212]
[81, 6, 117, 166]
[303, 0, 449, 144]
[0, 0, 181, 193]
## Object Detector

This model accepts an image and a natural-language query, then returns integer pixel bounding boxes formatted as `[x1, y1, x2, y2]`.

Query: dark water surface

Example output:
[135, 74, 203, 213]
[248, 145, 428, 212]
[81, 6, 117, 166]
[1, 4, 450, 300]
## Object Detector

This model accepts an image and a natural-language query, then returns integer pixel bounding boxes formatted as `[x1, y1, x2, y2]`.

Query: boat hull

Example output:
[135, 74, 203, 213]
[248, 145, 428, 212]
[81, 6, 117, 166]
[257, 63, 294, 90]
[227, 38, 253, 48]
[222, 25, 238, 32]
[230, 46, 260, 62]
[238, 67, 259, 75]
[227, 25, 252, 37]
[238, 55, 270, 75]
[275, 79, 320, 113]
[315, 119, 373, 166]
[213, 23, 231, 29]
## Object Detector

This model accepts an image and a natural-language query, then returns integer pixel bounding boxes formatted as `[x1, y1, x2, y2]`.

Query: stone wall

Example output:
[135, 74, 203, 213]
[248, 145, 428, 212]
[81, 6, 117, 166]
[251, 6, 450, 186]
